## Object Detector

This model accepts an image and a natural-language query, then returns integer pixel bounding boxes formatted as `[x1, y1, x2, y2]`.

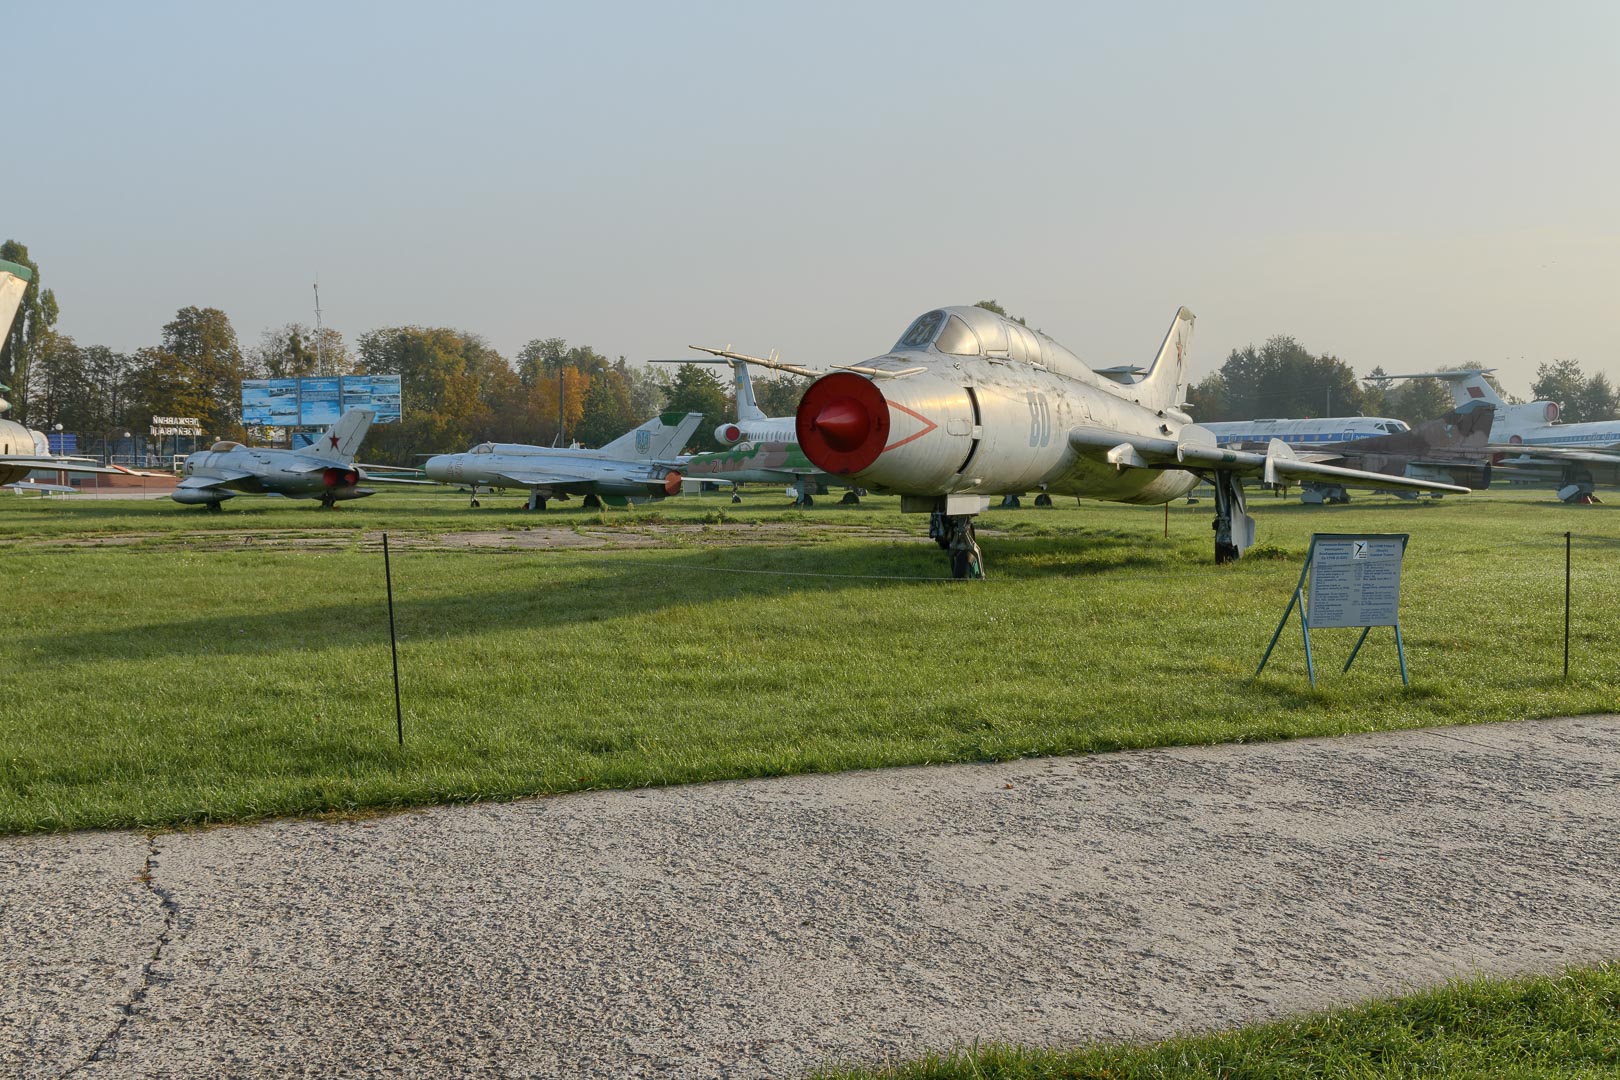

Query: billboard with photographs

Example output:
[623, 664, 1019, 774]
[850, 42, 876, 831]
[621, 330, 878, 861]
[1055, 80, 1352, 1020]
[242, 375, 402, 426]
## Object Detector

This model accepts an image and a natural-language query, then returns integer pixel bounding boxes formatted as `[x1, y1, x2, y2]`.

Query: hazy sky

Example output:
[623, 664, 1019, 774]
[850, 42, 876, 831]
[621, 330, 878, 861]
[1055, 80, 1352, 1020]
[14, 2, 1618, 397]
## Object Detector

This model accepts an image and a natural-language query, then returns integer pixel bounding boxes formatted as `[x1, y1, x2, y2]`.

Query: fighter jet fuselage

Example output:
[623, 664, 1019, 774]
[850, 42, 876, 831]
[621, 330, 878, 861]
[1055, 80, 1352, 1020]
[794, 305, 1467, 577]
[175, 446, 367, 503]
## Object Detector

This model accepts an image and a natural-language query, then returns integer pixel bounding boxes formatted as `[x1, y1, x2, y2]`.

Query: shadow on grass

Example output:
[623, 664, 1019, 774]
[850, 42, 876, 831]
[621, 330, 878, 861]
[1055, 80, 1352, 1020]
[35, 529, 1250, 665]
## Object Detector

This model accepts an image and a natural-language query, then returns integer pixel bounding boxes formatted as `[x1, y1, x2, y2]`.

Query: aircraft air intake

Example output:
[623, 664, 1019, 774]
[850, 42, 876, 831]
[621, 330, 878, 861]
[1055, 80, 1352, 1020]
[796, 373, 890, 475]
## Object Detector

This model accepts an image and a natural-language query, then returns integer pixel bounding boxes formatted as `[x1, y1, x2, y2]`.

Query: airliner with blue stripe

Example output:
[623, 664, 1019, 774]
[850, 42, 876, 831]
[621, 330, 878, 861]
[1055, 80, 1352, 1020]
[1202, 416, 1409, 449]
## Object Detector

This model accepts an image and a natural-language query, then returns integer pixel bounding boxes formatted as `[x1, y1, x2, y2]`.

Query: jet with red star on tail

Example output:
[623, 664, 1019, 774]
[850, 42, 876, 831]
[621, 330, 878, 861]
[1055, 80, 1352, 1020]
[172, 408, 390, 510]
[789, 305, 1471, 578]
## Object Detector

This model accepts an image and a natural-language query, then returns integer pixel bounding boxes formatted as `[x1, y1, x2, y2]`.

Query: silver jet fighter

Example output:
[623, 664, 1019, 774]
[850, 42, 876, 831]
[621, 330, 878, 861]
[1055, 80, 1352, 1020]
[173, 409, 378, 511]
[793, 305, 1469, 577]
[424, 411, 702, 510]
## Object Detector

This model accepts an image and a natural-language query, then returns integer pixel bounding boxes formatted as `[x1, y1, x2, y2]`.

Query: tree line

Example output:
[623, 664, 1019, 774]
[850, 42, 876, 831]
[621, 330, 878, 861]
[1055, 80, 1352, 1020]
[6, 241, 1614, 461]
[3, 240, 805, 463]
[1186, 335, 1617, 426]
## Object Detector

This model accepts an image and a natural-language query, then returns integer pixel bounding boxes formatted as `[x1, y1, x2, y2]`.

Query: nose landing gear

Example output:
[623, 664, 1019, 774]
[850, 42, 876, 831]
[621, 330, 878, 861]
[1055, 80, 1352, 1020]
[929, 510, 983, 578]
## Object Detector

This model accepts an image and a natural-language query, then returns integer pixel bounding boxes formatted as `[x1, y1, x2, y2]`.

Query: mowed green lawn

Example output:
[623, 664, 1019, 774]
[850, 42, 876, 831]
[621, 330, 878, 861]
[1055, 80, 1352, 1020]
[1, 486, 1615, 832]
[813, 964, 1620, 1079]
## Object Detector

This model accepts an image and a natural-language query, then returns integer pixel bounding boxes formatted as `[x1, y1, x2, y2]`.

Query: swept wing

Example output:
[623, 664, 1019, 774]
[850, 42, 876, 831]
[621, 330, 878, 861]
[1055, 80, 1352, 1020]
[1067, 430, 1470, 495]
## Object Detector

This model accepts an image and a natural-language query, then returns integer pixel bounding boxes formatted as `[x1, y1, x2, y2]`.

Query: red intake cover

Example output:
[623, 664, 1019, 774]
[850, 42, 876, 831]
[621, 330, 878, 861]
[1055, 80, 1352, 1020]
[663, 470, 683, 495]
[795, 373, 889, 475]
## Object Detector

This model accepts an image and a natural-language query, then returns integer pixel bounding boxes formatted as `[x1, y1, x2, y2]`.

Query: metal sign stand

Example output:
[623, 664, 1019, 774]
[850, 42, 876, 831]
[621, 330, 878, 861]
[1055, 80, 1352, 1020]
[1256, 533, 1410, 688]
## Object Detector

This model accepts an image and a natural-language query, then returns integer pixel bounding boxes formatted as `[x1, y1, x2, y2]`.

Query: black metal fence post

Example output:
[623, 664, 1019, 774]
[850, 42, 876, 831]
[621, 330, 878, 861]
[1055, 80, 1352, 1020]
[384, 533, 404, 746]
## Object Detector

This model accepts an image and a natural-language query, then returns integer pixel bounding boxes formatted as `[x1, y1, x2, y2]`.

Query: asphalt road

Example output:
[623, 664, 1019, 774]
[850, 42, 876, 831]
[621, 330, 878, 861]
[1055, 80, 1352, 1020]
[6, 715, 1619, 1078]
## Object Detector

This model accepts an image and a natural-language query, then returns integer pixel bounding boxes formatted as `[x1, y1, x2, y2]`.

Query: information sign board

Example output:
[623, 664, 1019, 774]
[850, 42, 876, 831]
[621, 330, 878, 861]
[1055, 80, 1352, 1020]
[240, 375, 403, 426]
[1305, 536, 1404, 628]
[1256, 533, 1411, 687]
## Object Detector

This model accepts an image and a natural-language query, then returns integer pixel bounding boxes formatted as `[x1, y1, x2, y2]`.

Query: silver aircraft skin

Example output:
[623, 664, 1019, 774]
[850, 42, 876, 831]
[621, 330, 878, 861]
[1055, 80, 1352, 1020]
[1, 260, 156, 488]
[791, 304, 1469, 577]
[173, 409, 378, 510]
[424, 411, 702, 510]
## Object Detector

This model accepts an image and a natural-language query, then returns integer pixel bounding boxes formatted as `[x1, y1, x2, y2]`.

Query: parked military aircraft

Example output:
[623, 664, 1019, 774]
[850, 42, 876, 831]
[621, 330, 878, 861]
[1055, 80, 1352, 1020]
[1380, 370, 1620, 501]
[173, 409, 380, 510]
[1205, 408, 1490, 505]
[423, 411, 702, 509]
[664, 348, 851, 505]
[2, 261, 163, 488]
[791, 305, 1469, 577]
[1222, 405, 1495, 503]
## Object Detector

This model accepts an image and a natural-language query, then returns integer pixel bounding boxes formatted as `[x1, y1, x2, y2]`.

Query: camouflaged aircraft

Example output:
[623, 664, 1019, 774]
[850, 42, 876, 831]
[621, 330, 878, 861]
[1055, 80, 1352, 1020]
[662, 348, 852, 506]
[780, 305, 1470, 578]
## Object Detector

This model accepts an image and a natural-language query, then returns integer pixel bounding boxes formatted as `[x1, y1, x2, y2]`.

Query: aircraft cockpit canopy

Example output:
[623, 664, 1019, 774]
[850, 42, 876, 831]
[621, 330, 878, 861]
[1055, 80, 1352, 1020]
[210, 440, 244, 452]
[895, 309, 979, 356]
[471, 442, 495, 454]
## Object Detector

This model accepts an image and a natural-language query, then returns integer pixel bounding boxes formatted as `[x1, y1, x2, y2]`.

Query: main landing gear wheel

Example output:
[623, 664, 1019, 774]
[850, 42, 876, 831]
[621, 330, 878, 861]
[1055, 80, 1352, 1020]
[1033, 493, 1053, 507]
[796, 493, 814, 508]
[319, 493, 338, 510]
[839, 490, 860, 505]
[469, 498, 481, 508]
[945, 516, 984, 579]
[1210, 470, 1251, 565]
[999, 494, 1021, 509]
[929, 509, 950, 549]
[731, 493, 742, 504]
[583, 493, 603, 509]
[205, 501, 224, 514]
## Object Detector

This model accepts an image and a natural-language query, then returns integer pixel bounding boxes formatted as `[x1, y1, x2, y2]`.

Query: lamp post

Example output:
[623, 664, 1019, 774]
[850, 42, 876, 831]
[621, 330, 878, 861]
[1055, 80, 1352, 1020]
[122, 431, 132, 469]
[52, 423, 65, 487]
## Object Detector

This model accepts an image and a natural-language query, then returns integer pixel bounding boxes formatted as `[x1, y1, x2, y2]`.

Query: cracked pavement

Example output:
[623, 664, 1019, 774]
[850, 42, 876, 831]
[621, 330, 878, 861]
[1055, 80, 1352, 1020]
[4, 715, 1620, 1078]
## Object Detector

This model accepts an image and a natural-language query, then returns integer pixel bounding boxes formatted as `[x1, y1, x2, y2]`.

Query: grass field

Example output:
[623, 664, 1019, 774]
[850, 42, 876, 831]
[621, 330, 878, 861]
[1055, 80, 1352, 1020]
[811, 963, 1620, 1079]
[1, 485, 1616, 832]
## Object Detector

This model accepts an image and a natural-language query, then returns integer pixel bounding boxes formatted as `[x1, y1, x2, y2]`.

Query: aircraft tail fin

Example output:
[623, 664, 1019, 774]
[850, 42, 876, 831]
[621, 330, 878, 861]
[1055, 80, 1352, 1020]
[1134, 307, 1196, 413]
[733, 362, 765, 423]
[0, 259, 31, 345]
[306, 409, 375, 463]
[1377, 369, 1504, 410]
[0, 260, 33, 412]
[600, 411, 706, 460]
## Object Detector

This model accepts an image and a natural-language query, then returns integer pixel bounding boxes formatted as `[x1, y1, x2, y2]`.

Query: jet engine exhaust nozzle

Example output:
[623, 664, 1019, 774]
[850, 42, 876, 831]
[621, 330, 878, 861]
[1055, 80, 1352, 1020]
[323, 467, 360, 489]
[663, 470, 683, 495]
[795, 372, 890, 476]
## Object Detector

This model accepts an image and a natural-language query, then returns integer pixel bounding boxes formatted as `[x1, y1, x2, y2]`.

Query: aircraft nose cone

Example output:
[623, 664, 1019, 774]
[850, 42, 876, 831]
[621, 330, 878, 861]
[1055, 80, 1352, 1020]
[795, 372, 891, 476]
[423, 456, 450, 481]
[812, 399, 871, 452]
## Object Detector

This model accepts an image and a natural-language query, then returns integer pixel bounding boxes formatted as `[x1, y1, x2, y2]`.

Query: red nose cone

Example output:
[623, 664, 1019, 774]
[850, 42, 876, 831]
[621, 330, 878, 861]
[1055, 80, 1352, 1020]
[813, 399, 871, 452]
[796, 372, 890, 476]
